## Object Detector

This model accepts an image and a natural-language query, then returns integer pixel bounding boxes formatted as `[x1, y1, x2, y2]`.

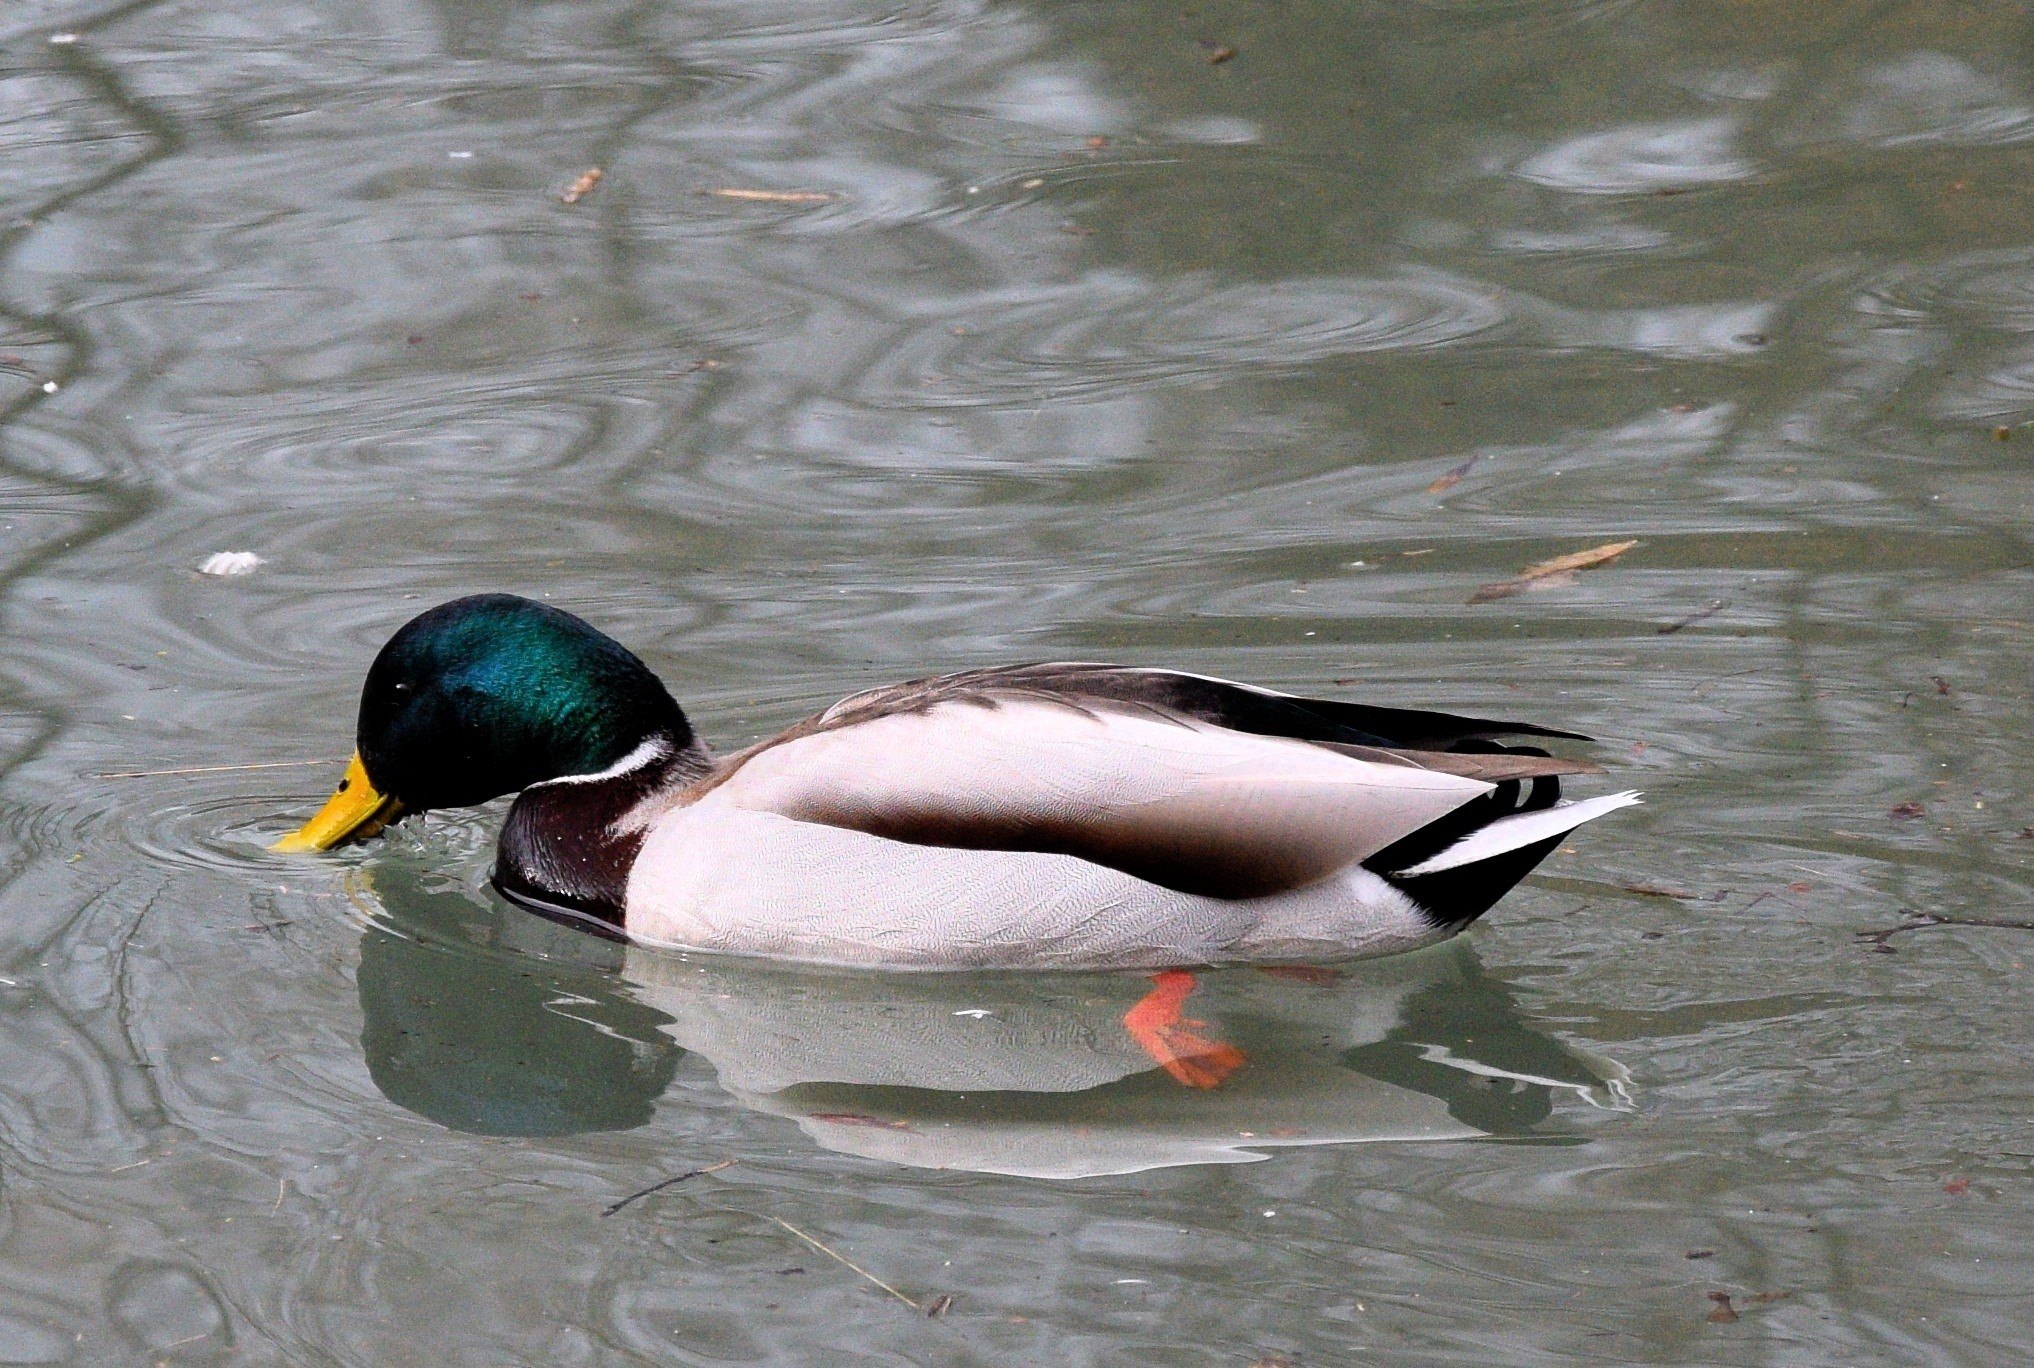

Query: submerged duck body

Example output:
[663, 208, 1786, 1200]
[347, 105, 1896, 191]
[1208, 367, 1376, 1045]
[279, 594, 1638, 970]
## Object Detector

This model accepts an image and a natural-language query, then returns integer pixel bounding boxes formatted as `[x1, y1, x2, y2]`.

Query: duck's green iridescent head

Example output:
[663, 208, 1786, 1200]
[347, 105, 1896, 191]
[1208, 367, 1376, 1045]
[274, 594, 696, 851]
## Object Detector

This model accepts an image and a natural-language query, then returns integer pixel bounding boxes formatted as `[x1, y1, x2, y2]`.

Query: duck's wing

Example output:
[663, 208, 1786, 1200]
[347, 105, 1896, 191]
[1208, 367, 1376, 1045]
[817, 663, 1591, 751]
[696, 666, 1594, 900]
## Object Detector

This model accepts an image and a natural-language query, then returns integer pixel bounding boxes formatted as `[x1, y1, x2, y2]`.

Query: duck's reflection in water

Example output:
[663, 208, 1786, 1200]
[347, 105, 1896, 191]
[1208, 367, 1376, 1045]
[355, 865, 678, 1138]
[354, 864, 1628, 1178]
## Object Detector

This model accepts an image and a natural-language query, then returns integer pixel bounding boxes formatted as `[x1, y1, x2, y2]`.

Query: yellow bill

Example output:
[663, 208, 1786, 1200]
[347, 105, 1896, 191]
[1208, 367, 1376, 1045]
[271, 753, 403, 852]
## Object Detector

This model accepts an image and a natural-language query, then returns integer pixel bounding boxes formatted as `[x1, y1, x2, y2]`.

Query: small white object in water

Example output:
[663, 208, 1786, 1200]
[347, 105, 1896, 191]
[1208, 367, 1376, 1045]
[40, 380, 57, 393]
[199, 551, 263, 576]
[952, 1008, 993, 1018]
[49, 33, 77, 44]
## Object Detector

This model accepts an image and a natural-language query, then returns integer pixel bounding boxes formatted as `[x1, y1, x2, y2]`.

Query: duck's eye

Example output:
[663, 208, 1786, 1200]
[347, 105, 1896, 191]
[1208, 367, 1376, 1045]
[336, 779, 350, 793]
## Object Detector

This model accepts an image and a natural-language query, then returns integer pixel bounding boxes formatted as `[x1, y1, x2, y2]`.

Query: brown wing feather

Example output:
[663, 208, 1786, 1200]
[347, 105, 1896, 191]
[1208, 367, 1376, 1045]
[1312, 744, 1603, 782]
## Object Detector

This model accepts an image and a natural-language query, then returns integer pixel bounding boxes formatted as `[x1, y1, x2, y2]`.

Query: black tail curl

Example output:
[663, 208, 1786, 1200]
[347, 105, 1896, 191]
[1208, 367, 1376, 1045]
[1363, 742, 1568, 931]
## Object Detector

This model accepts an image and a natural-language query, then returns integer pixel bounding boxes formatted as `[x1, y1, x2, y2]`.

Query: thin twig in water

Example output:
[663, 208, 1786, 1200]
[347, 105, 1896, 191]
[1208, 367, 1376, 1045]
[601, 1159, 735, 1217]
[1857, 910, 2034, 952]
[1657, 599, 1728, 635]
[767, 1216, 920, 1309]
[272, 1178, 287, 1214]
[91, 759, 343, 779]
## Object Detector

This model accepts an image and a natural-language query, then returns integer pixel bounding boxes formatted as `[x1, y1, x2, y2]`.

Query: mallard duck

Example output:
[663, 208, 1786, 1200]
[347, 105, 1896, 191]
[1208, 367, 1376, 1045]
[276, 593, 1639, 975]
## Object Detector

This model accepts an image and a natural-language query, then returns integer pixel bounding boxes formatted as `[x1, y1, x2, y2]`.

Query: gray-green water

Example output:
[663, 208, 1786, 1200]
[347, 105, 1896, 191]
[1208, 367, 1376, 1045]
[1, 0, 2030, 1360]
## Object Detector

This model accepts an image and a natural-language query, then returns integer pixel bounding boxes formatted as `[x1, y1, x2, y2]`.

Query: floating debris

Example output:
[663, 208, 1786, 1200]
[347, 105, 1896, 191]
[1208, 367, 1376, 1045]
[767, 1216, 921, 1310]
[93, 758, 340, 780]
[1470, 539, 1638, 604]
[199, 551, 263, 577]
[708, 188, 834, 204]
[560, 168, 603, 204]
[1623, 883, 1698, 900]
[1658, 599, 1727, 635]
[1888, 802, 1925, 820]
[1858, 910, 2034, 952]
[1427, 458, 1475, 496]
[601, 1158, 735, 1217]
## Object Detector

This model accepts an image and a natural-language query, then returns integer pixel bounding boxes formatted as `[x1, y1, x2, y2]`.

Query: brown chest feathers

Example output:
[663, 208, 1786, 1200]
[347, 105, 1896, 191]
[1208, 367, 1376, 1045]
[491, 746, 705, 936]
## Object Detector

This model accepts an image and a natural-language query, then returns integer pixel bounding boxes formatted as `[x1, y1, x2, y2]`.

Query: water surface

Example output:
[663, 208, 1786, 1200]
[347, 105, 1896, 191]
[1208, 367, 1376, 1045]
[1, 0, 2031, 1361]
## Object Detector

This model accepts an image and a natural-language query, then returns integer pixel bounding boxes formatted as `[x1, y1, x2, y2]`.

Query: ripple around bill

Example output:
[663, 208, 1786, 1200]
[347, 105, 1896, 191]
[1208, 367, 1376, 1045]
[113, 784, 320, 880]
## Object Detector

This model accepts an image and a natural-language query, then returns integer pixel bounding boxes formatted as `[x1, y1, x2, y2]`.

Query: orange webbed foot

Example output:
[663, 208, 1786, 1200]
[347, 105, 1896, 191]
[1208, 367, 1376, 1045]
[1122, 969, 1246, 1089]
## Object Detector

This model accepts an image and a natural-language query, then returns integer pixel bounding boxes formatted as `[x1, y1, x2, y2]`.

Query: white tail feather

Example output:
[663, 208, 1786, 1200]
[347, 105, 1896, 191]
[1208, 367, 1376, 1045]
[1392, 791, 1642, 877]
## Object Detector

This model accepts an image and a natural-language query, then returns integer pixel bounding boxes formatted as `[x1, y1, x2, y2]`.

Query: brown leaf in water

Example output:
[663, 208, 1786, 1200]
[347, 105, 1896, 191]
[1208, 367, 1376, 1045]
[560, 167, 603, 204]
[1523, 569, 1579, 594]
[1624, 883, 1698, 899]
[1889, 802, 1926, 820]
[925, 1294, 954, 1318]
[1685, 1249, 1715, 1260]
[1706, 1292, 1738, 1324]
[1204, 45, 1237, 64]
[708, 188, 835, 204]
[1786, 881, 1815, 894]
[1427, 458, 1475, 495]
[1518, 539, 1641, 579]
[1943, 1176, 1971, 1195]
[1931, 675, 1952, 695]
[1470, 539, 1637, 604]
